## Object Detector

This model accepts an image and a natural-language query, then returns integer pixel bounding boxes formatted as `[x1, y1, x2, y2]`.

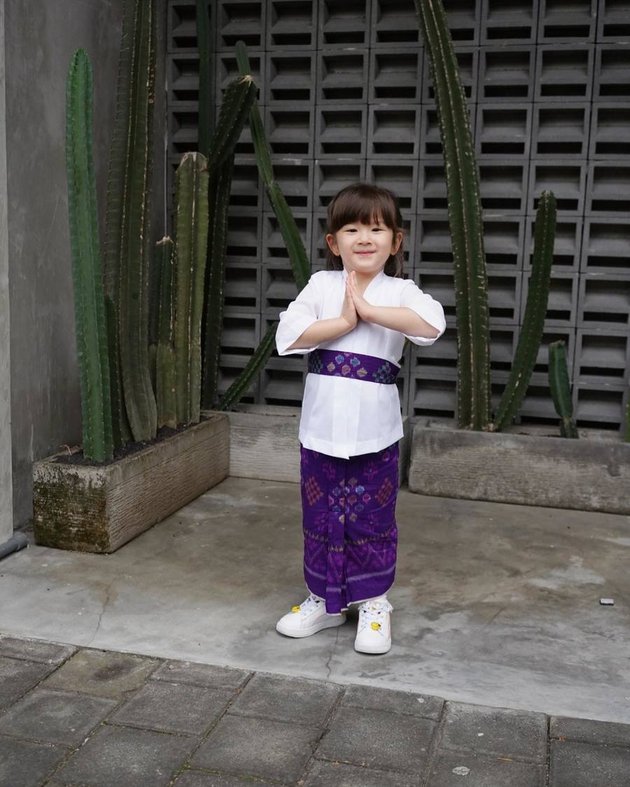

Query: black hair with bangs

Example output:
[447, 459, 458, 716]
[325, 182, 404, 277]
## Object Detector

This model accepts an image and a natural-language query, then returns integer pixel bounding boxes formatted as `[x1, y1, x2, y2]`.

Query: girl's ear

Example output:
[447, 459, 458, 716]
[392, 231, 403, 254]
[326, 233, 339, 257]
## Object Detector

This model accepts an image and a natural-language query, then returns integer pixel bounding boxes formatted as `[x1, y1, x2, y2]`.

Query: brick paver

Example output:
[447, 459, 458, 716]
[0, 635, 629, 786]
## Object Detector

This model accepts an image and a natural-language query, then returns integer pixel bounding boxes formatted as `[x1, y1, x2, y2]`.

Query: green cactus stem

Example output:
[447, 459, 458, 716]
[205, 75, 257, 171]
[414, 0, 491, 431]
[493, 191, 557, 431]
[173, 152, 210, 425]
[155, 237, 177, 429]
[103, 0, 157, 442]
[205, 41, 310, 410]
[210, 40, 314, 413]
[236, 41, 310, 292]
[219, 323, 278, 411]
[195, 0, 214, 157]
[104, 295, 131, 448]
[548, 340, 578, 439]
[200, 74, 257, 408]
[65, 49, 113, 462]
[202, 158, 233, 408]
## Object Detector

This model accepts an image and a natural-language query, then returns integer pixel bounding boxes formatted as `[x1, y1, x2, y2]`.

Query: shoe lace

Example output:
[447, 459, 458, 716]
[292, 594, 322, 617]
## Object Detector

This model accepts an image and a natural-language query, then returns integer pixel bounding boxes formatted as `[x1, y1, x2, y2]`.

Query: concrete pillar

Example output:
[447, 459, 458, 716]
[0, 1, 13, 545]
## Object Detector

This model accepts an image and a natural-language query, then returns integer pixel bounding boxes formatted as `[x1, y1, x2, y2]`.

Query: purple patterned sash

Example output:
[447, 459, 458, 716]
[308, 349, 399, 385]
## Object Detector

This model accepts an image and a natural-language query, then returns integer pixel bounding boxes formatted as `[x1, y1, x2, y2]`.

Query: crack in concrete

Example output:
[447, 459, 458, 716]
[483, 606, 507, 627]
[88, 579, 116, 646]
[324, 626, 340, 681]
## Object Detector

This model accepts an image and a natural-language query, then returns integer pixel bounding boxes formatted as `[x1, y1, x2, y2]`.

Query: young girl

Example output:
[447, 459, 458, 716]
[275, 183, 445, 654]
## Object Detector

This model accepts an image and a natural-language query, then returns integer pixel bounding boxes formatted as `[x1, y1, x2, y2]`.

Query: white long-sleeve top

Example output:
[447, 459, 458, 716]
[276, 269, 446, 458]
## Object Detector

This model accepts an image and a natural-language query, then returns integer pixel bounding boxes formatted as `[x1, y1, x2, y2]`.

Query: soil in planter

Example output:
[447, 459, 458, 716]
[54, 416, 213, 467]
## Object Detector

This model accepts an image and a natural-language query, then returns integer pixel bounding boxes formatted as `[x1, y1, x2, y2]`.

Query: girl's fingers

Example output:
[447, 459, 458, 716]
[346, 272, 358, 300]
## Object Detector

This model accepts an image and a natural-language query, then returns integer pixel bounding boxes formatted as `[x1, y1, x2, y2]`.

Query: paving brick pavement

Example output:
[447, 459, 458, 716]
[0, 635, 629, 787]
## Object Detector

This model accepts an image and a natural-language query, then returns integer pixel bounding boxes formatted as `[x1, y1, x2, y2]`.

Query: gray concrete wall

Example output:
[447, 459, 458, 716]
[5, 0, 123, 526]
[0, 2, 13, 543]
[5, 0, 166, 526]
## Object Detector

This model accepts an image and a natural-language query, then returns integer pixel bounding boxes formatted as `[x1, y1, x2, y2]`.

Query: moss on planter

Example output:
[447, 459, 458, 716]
[33, 467, 110, 551]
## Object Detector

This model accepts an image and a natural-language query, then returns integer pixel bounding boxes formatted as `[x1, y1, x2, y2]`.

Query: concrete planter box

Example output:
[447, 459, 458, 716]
[224, 404, 412, 484]
[225, 405, 302, 483]
[33, 413, 229, 553]
[409, 424, 630, 514]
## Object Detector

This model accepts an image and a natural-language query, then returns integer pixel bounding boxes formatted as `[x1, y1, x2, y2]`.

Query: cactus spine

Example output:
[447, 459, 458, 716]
[65, 49, 113, 462]
[103, 0, 157, 442]
[414, 0, 491, 431]
[493, 191, 557, 431]
[173, 153, 210, 425]
[155, 237, 177, 429]
[548, 340, 578, 439]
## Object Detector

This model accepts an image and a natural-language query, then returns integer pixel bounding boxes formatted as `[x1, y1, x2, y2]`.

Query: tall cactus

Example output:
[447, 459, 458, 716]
[493, 191, 557, 431]
[65, 49, 113, 462]
[235, 41, 310, 292]
[173, 153, 210, 425]
[104, 295, 129, 448]
[103, 0, 157, 442]
[155, 237, 177, 429]
[195, 0, 214, 157]
[414, 0, 491, 431]
[214, 41, 312, 412]
[201, 76, 257, 407]
[548, 340, 578, 439]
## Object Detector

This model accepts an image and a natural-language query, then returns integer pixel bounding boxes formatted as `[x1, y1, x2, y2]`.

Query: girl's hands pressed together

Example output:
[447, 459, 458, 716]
[346, 270, 374, 323]
[346, 270, 441, 339]
[341, 279, 358, 331]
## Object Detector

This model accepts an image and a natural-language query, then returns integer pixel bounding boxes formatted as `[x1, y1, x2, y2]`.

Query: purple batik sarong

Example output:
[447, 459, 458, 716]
[300, 443, 399, 614]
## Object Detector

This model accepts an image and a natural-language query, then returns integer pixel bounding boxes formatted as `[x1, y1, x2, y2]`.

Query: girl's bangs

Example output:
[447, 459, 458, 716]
[329, 189, 400, 233]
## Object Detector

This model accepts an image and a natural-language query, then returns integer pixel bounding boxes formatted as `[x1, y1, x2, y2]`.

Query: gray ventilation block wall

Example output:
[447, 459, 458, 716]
[167, 0, 630, 434]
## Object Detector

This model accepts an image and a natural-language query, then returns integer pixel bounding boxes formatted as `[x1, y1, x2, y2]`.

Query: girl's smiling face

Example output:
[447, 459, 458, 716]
[326, 219, 402, 281]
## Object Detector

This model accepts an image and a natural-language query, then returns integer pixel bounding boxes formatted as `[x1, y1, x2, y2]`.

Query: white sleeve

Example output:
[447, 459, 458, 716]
[275, 274, 322, 356]
[400, 280, 446, 346]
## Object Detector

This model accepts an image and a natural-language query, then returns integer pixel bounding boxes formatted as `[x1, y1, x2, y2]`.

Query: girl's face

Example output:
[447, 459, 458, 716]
[326, 219, 402, 281]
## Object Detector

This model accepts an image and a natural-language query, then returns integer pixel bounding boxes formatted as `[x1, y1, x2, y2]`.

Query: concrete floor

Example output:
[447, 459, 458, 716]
[1, 476, 630, 725]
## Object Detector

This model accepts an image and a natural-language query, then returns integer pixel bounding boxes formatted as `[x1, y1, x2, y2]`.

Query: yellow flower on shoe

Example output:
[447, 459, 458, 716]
[355, 598, 393, 654]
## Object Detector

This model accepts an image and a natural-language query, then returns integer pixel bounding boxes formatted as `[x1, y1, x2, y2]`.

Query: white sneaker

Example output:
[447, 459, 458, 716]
[354, 597, 393, 654]
[276, 594, 346, 638]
